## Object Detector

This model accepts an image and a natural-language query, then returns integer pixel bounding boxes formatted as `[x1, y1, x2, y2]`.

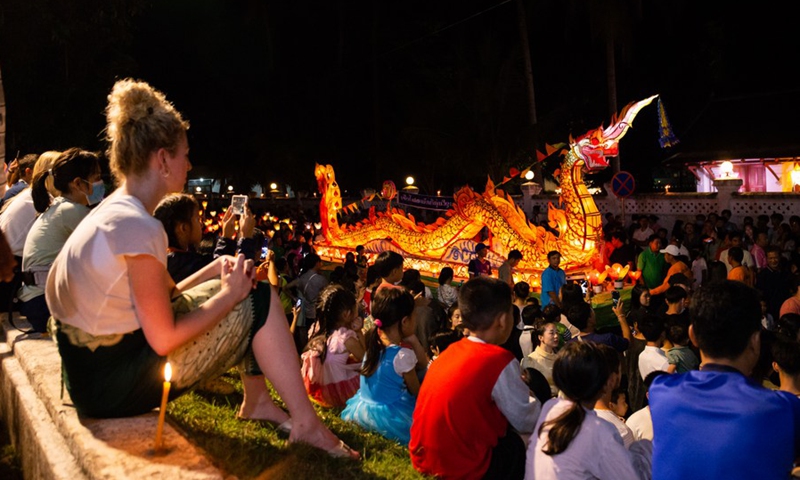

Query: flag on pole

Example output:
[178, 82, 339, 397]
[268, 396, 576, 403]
[657, 97, 680, 148]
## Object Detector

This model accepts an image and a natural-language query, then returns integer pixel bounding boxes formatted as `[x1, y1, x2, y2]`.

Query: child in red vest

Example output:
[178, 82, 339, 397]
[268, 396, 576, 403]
[410, 277, 541, 479]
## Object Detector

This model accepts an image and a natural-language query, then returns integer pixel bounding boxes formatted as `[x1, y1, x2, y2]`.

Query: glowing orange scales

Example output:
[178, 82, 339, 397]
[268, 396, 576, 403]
[314, 96, 657, 279]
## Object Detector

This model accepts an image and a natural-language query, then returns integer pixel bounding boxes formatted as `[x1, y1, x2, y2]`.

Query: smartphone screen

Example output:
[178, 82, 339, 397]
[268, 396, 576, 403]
[612, 290, 620, 306]
[231, 195, 248, 215]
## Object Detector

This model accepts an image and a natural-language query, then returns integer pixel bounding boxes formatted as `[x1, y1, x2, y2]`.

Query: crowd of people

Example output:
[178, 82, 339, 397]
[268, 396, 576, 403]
[0, 77, 799, 479]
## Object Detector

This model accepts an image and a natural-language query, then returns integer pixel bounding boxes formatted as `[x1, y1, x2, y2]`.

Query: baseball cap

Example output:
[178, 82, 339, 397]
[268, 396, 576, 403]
[475, 243, 487, 252]
[660, 245, 681, 256]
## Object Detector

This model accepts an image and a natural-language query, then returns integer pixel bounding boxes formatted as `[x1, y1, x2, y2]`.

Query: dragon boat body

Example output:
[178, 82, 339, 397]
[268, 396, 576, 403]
[314, 95, 657, 281]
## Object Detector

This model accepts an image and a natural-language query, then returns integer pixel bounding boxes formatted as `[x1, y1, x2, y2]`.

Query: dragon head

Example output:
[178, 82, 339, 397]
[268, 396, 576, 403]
[571, 95, 658, 172]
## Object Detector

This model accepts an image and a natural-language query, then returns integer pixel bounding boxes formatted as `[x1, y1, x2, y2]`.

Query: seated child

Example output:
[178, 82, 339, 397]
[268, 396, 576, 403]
[638, 314, 675, 379]
[301, 285, 365, 407]
[665, 320, 699, 373]
[153, 193, 256, 283]
[410, 277, 541, 479]
[521, 319, 560, 397]
[661, 285, 689, 328]
[341, 288, 427, 445]
[373, 251, 405, 294]
[527, 342, 650, 479]
[427, 329, 460, 366]
[609, 388, 629, 419]
[593, 344, 636, 448]
[567, 302, 630, 352]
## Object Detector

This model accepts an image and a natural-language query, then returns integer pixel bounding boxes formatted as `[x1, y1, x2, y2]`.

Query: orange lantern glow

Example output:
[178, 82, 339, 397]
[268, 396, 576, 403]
[627, 270, 642, 283]
[311, 96, 657, 278]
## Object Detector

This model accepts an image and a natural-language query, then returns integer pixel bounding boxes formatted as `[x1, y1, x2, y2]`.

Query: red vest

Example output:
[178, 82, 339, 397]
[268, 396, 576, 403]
[410, 338, 513, 479]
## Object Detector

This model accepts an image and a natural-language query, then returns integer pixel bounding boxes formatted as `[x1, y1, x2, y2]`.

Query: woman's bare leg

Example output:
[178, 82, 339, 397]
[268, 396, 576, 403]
[251, 287, 357, 457]
[237, 373, 290, 425]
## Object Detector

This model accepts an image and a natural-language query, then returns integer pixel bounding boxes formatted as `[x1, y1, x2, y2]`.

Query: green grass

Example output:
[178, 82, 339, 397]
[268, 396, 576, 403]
[0, 421, 22, 480]
[166, 371, 427, 479]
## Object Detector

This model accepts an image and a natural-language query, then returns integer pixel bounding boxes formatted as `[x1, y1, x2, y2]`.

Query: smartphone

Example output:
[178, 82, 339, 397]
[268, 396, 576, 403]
[612, 290, 620, 306]
[231, 194, 248, 215]
[295, 298, 302, 308]
[261, 246, 268, 260]
[579, 280, 588, 295]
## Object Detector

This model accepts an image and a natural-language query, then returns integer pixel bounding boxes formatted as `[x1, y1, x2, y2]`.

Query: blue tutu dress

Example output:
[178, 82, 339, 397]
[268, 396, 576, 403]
[341, 344, 417, 444]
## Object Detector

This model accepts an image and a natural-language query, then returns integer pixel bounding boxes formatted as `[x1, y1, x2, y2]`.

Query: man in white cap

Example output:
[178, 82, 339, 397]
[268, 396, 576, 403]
[649, 244, 693, 296]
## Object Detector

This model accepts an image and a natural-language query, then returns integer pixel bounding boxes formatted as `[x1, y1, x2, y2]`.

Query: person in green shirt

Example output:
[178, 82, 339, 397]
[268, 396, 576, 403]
[637, 234, 666, 290]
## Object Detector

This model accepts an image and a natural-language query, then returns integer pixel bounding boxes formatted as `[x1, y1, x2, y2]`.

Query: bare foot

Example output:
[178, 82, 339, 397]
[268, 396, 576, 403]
[289, 417, 360, 460]
[237, 397, 290, 425]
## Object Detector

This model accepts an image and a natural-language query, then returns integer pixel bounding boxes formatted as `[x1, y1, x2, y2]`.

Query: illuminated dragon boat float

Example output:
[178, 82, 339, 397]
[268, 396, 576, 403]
[313, 95, 657, 286]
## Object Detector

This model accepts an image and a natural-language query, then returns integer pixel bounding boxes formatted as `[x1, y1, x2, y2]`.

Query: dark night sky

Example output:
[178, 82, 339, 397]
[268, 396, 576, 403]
[1, 1, 798, 195]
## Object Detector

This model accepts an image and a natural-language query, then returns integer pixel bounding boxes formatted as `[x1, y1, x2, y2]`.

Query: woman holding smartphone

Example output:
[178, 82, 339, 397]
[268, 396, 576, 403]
[45, 79, 357, 458]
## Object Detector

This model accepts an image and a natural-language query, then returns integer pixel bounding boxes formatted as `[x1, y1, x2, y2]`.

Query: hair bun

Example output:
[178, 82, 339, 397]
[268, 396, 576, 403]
[106, 78, 173, 129]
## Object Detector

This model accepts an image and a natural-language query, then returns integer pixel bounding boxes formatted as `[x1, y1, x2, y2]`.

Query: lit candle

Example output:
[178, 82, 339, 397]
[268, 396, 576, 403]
[155, 362, 172, 452]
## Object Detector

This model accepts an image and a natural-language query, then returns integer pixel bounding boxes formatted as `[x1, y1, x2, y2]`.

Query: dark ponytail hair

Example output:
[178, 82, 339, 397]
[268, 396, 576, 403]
[540, 342, 610, 455]
[31, 148, 100, 213]
[154, 193, 199, 249]
[315, 284, 357, 363]
[361, 287, 414, 376]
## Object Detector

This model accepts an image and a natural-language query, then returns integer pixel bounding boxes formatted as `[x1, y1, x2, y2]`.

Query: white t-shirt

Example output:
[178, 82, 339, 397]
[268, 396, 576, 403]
[638, 345, 670, 380]
[596, 408, 636, 448]
[626, 406, 653, 441]
[632, 227, 654, 244]
[691, 257, 707, 289]
[19, 197, 89, 302]
[46, 193, 167, 336]
[0, 189, 37, 257]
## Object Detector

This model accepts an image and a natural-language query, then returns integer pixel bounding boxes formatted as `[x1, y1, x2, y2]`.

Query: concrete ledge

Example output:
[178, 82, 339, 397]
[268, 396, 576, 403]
[0, 314, 229, 480]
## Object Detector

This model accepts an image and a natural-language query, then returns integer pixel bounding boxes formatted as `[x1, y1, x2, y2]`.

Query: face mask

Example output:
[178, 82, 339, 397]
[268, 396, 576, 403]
[87, 181, 105, 205]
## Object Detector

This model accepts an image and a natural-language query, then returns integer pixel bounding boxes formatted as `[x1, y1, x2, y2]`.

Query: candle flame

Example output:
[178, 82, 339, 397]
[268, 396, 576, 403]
[164, 362, 172, 382]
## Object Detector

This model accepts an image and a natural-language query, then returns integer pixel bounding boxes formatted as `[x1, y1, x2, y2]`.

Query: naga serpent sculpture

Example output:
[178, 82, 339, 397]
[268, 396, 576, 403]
[314, 95, 657, 279]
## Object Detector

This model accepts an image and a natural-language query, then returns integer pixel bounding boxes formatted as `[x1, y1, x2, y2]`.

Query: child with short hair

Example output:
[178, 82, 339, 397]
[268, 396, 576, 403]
[411, 277, 540, 479]
[771, 336, 800, 396]
[301, 285, 365, 408]
[637, 314, 675, 379]
[341, 287, 427, 445]
[427, 330, 460, 366]
[593, 344, 636, 448]
[665, 321, 699, 373]
[662, 285, 689, 327]
[373, 250, 405, 293]
[609, 388, 629, 419]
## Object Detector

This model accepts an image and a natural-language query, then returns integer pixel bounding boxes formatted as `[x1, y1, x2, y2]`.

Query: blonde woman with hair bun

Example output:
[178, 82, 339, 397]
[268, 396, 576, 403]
[45, 79, 358, 459]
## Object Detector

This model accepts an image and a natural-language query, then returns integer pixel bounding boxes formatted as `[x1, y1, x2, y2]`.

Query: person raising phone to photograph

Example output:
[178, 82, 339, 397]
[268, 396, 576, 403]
[154, 193, 258, 284]
[45, 79, 358, 459]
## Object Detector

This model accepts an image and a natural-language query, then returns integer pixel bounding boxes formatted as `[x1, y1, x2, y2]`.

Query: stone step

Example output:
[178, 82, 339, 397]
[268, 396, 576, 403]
[0, 314, 230, 480]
